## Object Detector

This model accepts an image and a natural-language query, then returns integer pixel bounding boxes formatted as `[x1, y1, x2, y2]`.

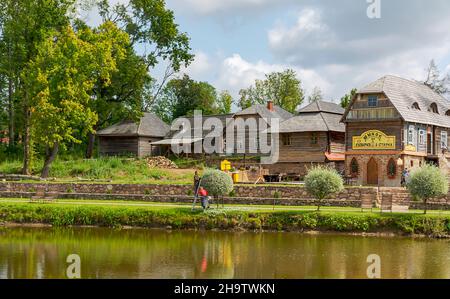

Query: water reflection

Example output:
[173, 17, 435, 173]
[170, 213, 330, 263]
[0, 227, 449, 279]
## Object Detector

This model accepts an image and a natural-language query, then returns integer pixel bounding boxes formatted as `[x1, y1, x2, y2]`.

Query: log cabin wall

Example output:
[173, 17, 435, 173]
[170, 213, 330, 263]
[98, 136, 139, 156]
[278, 132, 328, 163]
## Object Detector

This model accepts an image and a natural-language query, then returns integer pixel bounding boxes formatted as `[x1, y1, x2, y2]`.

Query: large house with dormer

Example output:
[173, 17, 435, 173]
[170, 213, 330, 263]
[342, 75, 450, 187]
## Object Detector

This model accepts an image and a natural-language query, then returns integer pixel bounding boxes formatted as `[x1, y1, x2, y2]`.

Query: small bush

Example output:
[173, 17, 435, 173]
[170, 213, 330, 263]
[201, 169, 234, 197]
[305, 166, 344, 211]
[407, 164, 448, 214]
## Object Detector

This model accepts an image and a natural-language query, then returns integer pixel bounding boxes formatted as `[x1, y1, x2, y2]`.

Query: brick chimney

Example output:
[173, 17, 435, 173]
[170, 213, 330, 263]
[267, 100, 274, 111]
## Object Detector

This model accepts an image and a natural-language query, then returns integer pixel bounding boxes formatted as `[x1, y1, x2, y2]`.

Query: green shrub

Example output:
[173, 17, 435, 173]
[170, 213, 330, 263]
[304, 166, 344, 211]
[200, 169, 234, 197]
[407, 164, 448, 214]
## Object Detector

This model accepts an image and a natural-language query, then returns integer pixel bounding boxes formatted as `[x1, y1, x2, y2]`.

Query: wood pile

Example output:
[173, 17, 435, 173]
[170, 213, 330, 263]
[146, 156, 178, 169]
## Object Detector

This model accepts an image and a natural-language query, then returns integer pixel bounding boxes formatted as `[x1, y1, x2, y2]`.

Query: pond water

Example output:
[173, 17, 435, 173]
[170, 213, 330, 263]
[1, 227, 450, 279]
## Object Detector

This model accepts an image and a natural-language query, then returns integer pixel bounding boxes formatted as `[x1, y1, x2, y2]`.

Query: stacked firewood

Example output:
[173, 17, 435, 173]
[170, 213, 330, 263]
[146, 156, 178, 169]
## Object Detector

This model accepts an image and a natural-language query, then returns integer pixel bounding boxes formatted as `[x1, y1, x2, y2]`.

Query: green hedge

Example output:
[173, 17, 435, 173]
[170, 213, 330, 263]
[1, 203, 450, 237]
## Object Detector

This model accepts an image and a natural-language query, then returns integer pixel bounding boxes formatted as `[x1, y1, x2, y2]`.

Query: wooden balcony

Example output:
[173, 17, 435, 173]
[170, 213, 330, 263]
[346, 107, 400, 121]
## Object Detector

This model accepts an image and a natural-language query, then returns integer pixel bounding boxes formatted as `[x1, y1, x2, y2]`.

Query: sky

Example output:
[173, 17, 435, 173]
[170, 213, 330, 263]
[83, 0, 450, 107]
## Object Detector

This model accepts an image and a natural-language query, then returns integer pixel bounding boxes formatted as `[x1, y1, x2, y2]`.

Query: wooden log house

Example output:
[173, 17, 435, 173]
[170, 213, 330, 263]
[342, 75, 450, 187]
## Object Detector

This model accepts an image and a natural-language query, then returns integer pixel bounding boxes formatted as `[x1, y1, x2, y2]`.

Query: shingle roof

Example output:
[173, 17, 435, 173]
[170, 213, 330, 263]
[97, 113, 170, 137]
[298, 100, 345, 115]
[166, 114, 234, 139]
[350, 75, 450, 128]
[272, 101, 345, 133]
[234, 104, 293, 122]
[274, 112, 345, 133]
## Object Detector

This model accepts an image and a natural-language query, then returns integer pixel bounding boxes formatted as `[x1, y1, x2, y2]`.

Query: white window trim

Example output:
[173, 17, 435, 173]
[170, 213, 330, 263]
[441, 131, 448, 149]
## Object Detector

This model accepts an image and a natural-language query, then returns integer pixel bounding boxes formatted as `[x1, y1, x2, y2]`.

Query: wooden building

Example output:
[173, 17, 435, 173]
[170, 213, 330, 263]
[227, 101, 293, 155]
[269, 101, 346, 176]
[97, 113, 170, 158]
[342, 75, 450, 187]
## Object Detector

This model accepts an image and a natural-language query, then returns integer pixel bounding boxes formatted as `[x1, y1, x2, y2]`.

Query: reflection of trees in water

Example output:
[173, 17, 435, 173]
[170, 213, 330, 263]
[1, 228, 450, 278]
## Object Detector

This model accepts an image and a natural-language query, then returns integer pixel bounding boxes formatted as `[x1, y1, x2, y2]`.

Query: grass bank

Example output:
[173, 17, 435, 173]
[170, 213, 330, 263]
[1, 202, 449, 238]
[0, 157, 195, 184]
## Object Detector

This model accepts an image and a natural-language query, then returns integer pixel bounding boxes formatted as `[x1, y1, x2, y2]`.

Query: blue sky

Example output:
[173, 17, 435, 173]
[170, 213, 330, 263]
[85, 0, 450, 106]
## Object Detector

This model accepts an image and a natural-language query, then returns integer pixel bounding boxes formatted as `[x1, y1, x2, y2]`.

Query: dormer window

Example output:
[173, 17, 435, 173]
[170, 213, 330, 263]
[446, 110, 450, 116]
[429, 103, 439, 114]
[412, 103, 420, 110]
[368, 95, 378, 107]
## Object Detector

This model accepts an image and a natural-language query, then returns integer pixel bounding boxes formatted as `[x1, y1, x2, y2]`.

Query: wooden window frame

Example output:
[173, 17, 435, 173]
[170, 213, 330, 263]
[350, 158, 359, 177]
[311, 133, 318, 145]
[368, 95, 378, 107]
[387, 158, 397, 179]
[282, 134, 292, 146]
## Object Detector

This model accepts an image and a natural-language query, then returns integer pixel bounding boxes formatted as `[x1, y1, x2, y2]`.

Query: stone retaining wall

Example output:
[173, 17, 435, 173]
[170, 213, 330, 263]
[0, 182, 449, 209]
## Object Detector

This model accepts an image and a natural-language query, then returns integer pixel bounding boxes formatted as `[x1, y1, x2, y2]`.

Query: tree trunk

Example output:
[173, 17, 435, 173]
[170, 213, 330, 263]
[22, 106, 31, 175]
[8, 78, 15, 147]
[41, 143, 59, 178]
[423, 199, 428, 215]
[85, 132, 96, 159]
[317, 199, 321, 211]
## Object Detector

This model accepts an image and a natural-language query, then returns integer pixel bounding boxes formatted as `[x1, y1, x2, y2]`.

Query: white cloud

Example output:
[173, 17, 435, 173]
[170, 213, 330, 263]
[182, 51, 212, 78]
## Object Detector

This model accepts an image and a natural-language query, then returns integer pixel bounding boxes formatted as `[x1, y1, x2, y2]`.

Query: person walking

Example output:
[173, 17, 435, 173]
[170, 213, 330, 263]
[194, 170, 201, 194]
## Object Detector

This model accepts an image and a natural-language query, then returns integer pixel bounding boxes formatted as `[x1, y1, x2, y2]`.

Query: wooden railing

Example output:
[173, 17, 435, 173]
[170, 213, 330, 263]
[347, 107, 399, 120]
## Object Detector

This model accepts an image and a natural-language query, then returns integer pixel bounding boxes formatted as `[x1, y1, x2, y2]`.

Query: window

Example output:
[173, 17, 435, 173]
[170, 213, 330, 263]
[350, 158, 359, 177]
[419, 130, 425, 145]
[410, 160, 414, 167]
[282, 134, 292, 146]
[387, 159, 397, 179]
[407, 125, 414, 145]
[429, 103, 439, 114]
[446, 110, 450, 116]
[441, 131, 448, 149]
[311, 133, 318, 145]
[412, 103, 421, 110]
[368, 95, 378, 107]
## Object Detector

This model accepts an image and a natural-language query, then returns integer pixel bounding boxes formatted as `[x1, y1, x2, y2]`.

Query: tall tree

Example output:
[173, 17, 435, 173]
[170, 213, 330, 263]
[340, 88, 357, 109]
[218, 91, 234, 114]
[424, 59, 450, 96]
[238, 69, 304, 113]
[308, 87, 324, 103]
[154, 74, 219, 122]
[0, 0, 76, 174]
[24, 24, 123, 177]
[98, 0, 194, 104]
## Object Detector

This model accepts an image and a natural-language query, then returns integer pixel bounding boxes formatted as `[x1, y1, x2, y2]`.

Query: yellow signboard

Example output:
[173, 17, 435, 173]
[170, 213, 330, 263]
[352, 130, 396, 150]
[405, 144, 417, 152]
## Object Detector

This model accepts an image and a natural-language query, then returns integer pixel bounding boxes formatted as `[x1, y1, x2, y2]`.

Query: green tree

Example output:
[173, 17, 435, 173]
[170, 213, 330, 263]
[238, 69, 304, 113]
[98, 0, 194, 104]
[340, 88, 357, 109]
[0, 0, 76, 174]
[201, 169, 234, 204]
[24, 24, 122, 178]
[406, 164, 448, 214]
[155, 74, 219, 122]
[308, 87, 323, 103]
[218, 91, 234, 114]
[305, 166, 344, 211]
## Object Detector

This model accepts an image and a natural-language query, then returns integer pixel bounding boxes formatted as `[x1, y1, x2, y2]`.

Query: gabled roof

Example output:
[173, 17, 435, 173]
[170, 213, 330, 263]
[165, 114, 234, 139]
[298, 100, 345, 115]
[273, 101, 345, 133]
[97, 113, 170, 138]
[234, 104, 293, 122]
[344, 75, 450, 128]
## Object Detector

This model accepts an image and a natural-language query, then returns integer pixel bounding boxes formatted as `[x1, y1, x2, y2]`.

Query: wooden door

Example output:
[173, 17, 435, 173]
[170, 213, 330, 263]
[367, 158, 378, 185]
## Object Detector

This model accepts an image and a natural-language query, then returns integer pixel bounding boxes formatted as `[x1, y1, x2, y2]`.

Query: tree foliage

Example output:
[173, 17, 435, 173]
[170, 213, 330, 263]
[238, 69, 304, 113]
[305, 166, 344, 211]
[154, 74, 221, 122]
[24, 22, 128, 177]
[201, 169, 234, 198]
[406, 164, 448, 214]
[340, 88, 357, 109]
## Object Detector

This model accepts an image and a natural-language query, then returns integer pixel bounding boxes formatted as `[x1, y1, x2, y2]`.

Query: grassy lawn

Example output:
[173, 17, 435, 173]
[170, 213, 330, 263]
[0, 157, 197, 184]
[1, 197, 448, 215]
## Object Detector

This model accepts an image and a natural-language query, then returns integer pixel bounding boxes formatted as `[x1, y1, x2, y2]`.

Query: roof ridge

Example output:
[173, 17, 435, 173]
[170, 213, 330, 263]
[319, 112, 330, 131]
